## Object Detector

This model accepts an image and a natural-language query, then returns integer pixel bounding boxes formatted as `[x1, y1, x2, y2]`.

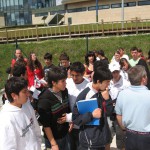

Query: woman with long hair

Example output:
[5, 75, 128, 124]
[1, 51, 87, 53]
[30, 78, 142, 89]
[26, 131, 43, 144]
[84, 51, 96, 81]
[119, 58, 131, 81]
[26, 52, 44, 89]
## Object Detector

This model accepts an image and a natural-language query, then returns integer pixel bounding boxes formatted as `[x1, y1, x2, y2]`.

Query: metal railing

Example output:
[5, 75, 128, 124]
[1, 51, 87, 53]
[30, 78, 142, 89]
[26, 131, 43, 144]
[0, 18, 150, 43]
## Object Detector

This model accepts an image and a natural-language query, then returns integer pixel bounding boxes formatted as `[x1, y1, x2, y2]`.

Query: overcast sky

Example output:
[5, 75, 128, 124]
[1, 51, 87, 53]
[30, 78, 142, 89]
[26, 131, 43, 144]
[56, 0, 62, 5]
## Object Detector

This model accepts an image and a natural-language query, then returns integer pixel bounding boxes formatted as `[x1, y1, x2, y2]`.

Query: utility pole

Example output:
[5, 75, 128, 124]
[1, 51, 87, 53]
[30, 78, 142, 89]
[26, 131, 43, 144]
[96, 0, 98, 22]
[121, 0, 124, 28]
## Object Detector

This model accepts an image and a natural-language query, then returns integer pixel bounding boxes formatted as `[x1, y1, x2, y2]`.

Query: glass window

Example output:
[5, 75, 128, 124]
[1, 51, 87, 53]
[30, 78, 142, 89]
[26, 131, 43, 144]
[11, 13, 15, 21]
[99, 5, 110, 9]
[111, 3, 121, 8]
[124, 2, 136, 7]
[58, 10, 65, 14]
[50, 11, 57, 15]
[88, 6, 96, 11]
[35, 12, 48, 17]
[6, 0, 10, 7]
[10, 0, 14, 6]
[67, 7, 86, 13]
[138, 0, 150, 6]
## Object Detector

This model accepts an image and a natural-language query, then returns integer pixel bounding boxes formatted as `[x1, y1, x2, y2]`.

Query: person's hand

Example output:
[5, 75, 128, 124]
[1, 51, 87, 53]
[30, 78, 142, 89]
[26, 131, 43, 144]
[101, 88, 110, 100]
[51, 144, 59, 150]
[68, 122, 74, 132]
[92, 108, 102, 119]
[57, 114, 66, 124]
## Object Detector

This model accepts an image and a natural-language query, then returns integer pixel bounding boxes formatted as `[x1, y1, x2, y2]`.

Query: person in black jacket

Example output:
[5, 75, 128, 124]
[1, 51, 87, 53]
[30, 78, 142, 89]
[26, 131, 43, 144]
[72, 66, 113, 150]
[37, 66, 71, 150]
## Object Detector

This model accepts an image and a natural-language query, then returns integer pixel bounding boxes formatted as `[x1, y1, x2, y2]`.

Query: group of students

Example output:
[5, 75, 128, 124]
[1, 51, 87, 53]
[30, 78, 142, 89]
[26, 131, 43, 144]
[0, 46, 150, 150]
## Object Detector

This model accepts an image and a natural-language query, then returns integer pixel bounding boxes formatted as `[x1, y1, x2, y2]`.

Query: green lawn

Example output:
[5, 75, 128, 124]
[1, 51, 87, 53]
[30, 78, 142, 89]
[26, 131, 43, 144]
[0, 34, 150, 89]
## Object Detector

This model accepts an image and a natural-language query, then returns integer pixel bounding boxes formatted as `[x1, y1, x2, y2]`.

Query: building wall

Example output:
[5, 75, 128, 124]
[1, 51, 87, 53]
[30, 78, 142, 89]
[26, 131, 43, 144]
[32, 0, 150, 25]
[0, 17, 5, 27]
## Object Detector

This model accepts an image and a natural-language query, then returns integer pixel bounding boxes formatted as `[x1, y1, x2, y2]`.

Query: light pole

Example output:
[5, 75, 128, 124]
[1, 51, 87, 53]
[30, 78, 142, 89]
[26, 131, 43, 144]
[96, 0, 98, 22]
[121, 0, 124, 28]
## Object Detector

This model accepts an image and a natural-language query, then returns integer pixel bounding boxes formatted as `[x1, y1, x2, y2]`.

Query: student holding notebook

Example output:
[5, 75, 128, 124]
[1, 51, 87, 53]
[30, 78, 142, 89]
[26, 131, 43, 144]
[72, 66, 113, 150]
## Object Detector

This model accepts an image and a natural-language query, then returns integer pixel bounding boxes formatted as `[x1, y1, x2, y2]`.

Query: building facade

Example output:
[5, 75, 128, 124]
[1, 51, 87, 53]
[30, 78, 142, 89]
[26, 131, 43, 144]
[0, 0, 56, 26]
[32, 0, 150, 25]
[0, 0, 150, 27]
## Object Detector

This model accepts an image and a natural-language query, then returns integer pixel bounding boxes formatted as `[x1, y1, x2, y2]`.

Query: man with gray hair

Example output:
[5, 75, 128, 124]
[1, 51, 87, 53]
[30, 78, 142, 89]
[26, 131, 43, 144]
[115, 65, 150, 150]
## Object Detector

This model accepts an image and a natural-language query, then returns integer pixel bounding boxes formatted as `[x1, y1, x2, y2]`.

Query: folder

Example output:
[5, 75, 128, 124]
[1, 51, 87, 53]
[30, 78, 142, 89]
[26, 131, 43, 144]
[76, 98, 100, 125]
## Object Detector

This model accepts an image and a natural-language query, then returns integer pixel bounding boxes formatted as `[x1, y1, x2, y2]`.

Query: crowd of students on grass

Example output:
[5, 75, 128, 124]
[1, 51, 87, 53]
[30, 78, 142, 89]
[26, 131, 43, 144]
[0, 47, 150, 150]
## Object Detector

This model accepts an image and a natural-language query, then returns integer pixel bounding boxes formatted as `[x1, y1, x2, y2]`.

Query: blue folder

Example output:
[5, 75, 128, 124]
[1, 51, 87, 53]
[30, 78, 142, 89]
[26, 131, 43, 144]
[76, 98, 100, 125]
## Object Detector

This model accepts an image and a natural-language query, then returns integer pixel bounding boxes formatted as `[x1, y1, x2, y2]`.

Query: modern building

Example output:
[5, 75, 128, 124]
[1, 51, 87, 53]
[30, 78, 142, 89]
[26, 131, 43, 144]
[32, 0, 150, 25]
[0, 0, 150, 27]
[0, 0, 57, 26]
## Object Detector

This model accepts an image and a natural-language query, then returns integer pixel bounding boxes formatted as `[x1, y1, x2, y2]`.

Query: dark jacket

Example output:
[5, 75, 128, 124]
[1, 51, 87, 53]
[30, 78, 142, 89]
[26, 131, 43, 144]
[37, 88, 70, 139]
[72, 87, 113, 149]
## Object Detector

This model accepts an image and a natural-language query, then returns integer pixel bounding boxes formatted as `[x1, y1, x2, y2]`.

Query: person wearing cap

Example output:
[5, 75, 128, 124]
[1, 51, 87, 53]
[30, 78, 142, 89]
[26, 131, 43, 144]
[115, 65, 150, 150]
[108, 63, 130, 150]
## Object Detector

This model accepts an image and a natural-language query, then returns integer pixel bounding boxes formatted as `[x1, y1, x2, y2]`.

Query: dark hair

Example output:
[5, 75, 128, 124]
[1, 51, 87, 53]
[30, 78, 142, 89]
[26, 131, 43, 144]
[119, 58, 131, 70]
[5, 77, 28, 103]
[28, 52, 42, 71]
[70, 61, 85, 74]
[13, 64, 26, 77]
[93, 67, 112, 83]
[59, 52, 69, 61]
[130, 47, 138, 52]
[85, 51, 96, 66]
[94, 60, 108, 71]
[44, 52, 52, 60]
[47, 66, 67, 88]
[98, 50, 105, 57]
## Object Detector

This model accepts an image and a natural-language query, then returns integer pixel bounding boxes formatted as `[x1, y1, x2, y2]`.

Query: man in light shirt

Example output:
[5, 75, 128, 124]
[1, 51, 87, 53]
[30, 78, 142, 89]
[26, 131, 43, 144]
[115, 65, 150, 150]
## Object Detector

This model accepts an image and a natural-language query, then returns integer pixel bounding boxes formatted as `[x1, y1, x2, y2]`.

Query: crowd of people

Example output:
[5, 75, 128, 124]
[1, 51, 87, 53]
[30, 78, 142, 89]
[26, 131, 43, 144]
[0, 47, 150, 150]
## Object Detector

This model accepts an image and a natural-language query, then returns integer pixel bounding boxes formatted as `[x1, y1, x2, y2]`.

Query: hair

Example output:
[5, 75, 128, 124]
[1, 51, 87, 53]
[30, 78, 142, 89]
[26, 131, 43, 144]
[59, 52, 69, 61]
[5, 77, 28, 103]
[85, 51, 96, 66]
[128, 65, 147, 86]
[47, 66, 67, 88]
[98, 50, 105, 57]
[115, 50, 120, 55]
[93, 66, 112, 84]
[28, 52, 42, 71]
[130, 47, 138, 52]
[118, 47, 124, 51]
[119, 58, 131, 70]
[44, 52, 52, 60]
[93, 60, 108, 71]
[12, 64, 26, 77]
[70, 61, 85, 74]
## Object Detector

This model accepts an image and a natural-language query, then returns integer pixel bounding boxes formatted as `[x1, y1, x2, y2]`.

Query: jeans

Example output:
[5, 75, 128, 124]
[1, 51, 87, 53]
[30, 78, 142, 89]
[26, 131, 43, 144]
[45, 134, 70, 150]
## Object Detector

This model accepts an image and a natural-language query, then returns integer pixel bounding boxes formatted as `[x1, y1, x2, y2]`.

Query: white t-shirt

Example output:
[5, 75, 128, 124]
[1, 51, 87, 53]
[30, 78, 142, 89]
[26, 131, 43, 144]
[66, 78, 89, 111]
[109, 76, 130, 100]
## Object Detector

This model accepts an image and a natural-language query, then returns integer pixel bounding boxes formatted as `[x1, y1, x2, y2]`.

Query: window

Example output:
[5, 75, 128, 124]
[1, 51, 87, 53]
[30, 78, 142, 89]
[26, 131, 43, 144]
[67, 7, 86, 13]
[88, 6, 96, 11]
[50, 11, 57, 15]
[99, 5, 110, 9]
[138, 0, 150, 6]
[124, 2, 136, 7]
[111, 3, 121, 8]
[35, 12, 48, 17]
[58, 10, 65, 14]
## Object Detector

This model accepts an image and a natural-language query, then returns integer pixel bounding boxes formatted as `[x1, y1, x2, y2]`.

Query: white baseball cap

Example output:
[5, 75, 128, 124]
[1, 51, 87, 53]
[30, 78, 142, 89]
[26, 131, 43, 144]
[109, 63, 120, 72]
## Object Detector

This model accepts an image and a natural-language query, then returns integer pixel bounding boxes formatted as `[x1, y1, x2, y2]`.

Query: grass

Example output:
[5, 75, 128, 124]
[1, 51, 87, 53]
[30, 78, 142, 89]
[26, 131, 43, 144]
[0, 34, 150, 89]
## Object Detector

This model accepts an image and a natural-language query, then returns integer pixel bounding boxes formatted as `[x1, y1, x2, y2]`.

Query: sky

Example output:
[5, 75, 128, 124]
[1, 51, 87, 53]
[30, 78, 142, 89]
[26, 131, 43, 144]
[56, 0, 62, 5]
